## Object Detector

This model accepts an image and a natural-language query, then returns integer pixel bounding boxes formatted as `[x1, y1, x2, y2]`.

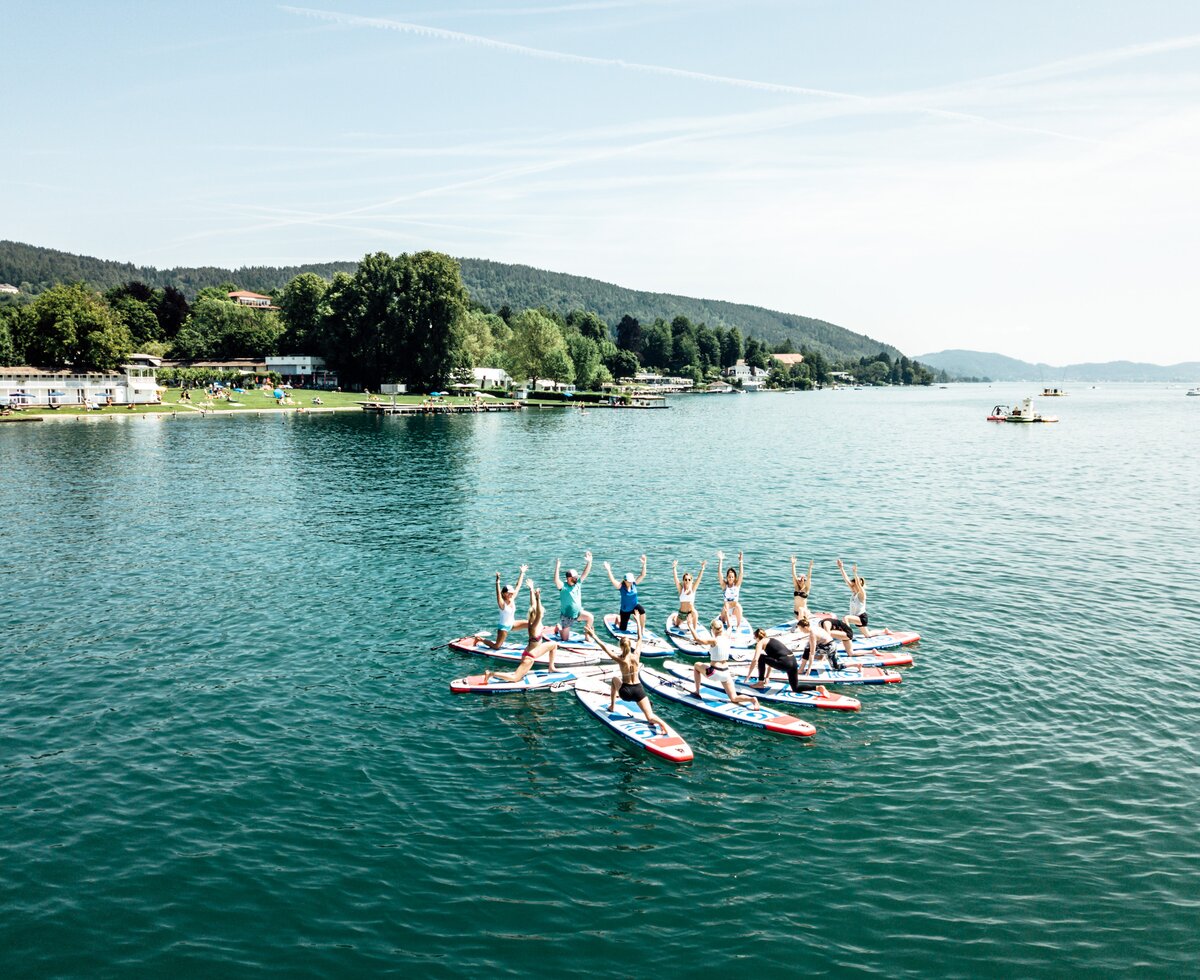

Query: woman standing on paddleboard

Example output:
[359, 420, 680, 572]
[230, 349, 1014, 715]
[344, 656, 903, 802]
[475, 564, 528, 650]
[717, 550, 747, 629]
[482, 583, 557, 685]
[603, 555, 647, 633]
[582, 624, 668, 735]
[688, 619, 760, 708]
[836, 558, 890, 639]
[671, 559, 706, 632]
[791, 556, 814, 622]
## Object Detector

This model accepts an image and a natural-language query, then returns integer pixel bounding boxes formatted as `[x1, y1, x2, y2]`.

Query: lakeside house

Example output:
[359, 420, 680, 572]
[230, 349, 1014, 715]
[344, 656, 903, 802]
[227, 290, 278, 310]
[265, 355, 337, 388]
[724, 359, 768, 391]
[472, 367, 512, 389]
[0, 354, 161, 407]
[0, 283, 19, 295]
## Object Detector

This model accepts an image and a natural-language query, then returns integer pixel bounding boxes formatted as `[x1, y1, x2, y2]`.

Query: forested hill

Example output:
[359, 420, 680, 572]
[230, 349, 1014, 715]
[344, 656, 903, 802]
[456, 258, 900, 359]
[0, 240, 899, 360]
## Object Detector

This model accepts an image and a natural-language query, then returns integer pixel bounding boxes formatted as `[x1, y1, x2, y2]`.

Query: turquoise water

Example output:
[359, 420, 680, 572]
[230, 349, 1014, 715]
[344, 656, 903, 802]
[3, 385, 1199, 976]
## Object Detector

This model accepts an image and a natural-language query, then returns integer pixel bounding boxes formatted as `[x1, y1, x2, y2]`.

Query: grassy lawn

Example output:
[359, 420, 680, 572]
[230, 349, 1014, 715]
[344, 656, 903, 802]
[6, 387, 525, 417]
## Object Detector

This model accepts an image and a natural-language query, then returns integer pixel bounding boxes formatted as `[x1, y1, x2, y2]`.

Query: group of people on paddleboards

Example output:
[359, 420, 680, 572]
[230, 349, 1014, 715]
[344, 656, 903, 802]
[477, 550, 889, 733]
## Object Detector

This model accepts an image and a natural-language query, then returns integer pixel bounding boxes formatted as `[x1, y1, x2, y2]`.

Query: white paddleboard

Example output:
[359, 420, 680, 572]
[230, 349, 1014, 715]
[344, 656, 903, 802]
[639, 666, 815, 738]
[574, 685, 693, 763]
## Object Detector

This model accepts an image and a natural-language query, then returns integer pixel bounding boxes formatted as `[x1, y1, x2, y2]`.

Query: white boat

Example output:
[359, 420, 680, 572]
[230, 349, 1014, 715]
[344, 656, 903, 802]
[1187, 388, 1200, 397]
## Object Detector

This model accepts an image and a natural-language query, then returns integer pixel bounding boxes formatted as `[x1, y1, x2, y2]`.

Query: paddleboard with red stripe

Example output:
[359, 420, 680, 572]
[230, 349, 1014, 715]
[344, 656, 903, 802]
[447, 634, 605, 667]
[574, 686, 693, 763]
[639, 666, 816, 738]
[661, 660, 861, 711]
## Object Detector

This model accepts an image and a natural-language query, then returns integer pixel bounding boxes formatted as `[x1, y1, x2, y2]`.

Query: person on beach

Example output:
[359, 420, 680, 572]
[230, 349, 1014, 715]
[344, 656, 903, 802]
[474, 565, 529, 650]
[791, 556, 814, 622]
[716, 550, 747, 629]
[583, 624, 667, 735]
[553, 552, 593, 642]
[603, 555, 647, 633]
[796, 615, 855, 673]
[482, 583, 557, 684]
[836, 558, 891, 638]
[671, 559, 706, 632]
[748, 628, 831, 697]
[688, 619, 761, 708]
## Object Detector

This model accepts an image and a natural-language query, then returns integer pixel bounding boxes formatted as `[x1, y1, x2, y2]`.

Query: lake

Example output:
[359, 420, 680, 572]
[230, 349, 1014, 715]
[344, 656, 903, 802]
[2, 383, 1198, 976]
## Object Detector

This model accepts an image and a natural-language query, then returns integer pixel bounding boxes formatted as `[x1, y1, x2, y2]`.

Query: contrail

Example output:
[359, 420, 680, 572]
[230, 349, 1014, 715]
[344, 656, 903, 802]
[277, 5, 1106, 144]
[278, 5, 866, 103]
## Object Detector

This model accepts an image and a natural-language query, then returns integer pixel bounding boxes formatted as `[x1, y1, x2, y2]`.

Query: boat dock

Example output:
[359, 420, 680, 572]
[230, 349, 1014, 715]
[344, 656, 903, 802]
[360, 400, 522, 416]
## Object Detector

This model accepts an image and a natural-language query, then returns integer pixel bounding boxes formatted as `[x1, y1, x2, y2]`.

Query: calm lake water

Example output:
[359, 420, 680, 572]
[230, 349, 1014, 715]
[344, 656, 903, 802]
[3, 384, 1199, 977]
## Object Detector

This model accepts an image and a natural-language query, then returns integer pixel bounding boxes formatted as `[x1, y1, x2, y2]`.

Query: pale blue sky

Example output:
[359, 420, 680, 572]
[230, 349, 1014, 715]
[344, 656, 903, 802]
[5, 1, 1199, 362]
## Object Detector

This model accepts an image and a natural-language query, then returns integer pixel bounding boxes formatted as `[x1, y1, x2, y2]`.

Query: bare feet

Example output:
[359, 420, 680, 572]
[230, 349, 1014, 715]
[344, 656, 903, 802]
[816, 685, 830, 697]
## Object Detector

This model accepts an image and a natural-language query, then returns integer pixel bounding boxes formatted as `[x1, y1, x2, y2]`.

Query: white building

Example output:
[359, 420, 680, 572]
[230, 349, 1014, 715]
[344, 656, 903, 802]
[227, 290, 276, 309]
[265, 355, 337, 387]
[0, 357, 161, 408]
[723, 359, 768, 391]
[0, 283, 19, 295]
[472, 367, 512, 388]
[632, 372, 694, 392]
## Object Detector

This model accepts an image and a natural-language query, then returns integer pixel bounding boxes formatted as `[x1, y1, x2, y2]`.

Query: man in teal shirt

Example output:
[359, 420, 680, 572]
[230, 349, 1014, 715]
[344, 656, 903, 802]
[554, 551, 593, 642]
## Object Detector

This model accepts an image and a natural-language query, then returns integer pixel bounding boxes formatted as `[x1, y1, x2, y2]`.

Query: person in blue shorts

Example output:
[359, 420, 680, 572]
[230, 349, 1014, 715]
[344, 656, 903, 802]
[603, 555, 647, 634]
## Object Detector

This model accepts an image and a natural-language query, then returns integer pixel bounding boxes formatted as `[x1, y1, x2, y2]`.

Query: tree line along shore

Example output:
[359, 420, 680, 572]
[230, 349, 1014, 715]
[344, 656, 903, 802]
[0, 250, 949, 393]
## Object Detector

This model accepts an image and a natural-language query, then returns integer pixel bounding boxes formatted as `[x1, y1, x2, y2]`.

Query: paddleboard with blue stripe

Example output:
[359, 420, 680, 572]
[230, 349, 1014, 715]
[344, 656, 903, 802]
[574, 686, 693, 763]
[449, 666, 611, 694]
[448, 634, 605, 667]
[661, 660, 861, 711]
[601, 614, 672, 656]
[639, 666, 816, 738]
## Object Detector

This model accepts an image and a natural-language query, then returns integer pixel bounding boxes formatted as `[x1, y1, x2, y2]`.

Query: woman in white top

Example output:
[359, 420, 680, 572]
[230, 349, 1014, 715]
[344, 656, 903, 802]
[671, 559, 706, 632]
[687, 619, 760, 708]
[475, 564, 528, 650]
[836, 558, 890, 639]
[716, 550, 747, 629]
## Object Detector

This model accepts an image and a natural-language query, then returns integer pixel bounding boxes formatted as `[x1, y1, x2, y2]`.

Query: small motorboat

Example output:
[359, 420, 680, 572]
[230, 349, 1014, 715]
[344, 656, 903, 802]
[1006, 396, 1058, 423]
[1188, 388, 1200, 397]
[1041, 387, 1068, 397]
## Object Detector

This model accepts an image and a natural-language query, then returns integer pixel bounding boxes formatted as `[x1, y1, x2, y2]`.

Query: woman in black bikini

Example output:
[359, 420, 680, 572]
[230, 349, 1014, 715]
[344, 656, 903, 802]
[791, 556, 813, 622]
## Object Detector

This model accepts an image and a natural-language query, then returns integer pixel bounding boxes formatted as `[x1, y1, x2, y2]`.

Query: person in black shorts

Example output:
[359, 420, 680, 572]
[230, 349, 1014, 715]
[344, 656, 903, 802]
[583, 624, 667, 735]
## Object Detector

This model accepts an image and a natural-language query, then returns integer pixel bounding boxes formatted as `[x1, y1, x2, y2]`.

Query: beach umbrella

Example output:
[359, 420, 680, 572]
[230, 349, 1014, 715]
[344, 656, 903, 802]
[47, 390, 67, 398]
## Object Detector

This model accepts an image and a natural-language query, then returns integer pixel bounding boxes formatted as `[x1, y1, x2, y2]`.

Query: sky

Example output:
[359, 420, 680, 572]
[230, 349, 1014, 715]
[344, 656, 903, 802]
[4, 0, 1200, 364]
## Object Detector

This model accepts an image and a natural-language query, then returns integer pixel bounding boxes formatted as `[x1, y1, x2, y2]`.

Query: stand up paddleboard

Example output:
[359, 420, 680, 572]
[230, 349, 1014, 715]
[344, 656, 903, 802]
[574, 685, 693, 763]
[448, 635, 605, 667]
[726, 642, 913, 669]
[764, 621, 921, 652]
[449, 666, 612, 694]
[639, 666, 816, 738]
[662, 660, 861, 711]
[601, 614, 672, 656]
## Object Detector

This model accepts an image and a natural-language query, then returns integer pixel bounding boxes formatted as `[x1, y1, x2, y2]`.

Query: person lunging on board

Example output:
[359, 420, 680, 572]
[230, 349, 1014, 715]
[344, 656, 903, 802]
[671, 558, 706, 632]
[583, 623, 667, 735]
[688, 619, 761, 709]
[837, 558, 890, 639]
[717, 550, 747, 629]
[475, 564, 528, 650]
[791, 556, 814, 623]
[749, 628, 831, 697]
[482, 583, 557, 685]
[554, 552, 594, 642]
[603, 555, 647, 634]
[797, 614, 855, 673]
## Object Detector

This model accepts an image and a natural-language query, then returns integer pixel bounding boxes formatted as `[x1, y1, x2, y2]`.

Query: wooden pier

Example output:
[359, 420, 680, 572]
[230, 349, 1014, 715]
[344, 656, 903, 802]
[359, 400, 522, 416]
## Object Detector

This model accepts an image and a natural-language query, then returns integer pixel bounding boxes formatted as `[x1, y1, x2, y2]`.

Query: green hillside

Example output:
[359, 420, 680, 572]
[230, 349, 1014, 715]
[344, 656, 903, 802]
[0, 240, 898, 360]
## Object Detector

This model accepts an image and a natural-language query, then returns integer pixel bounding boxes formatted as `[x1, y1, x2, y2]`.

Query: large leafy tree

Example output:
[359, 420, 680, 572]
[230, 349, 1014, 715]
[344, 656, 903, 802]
[505, 308, 573, 388]
[0, 307, 18, 365]
[458, 309, 510, 368]
[696, 326, 720, 370]
[277, 272, 328, 351]
[564, 331, 601, 390]
[567, 309, 610, 344]
[175, 296, 283, 360]
[744, 336, 770, 371]
[641, 319, 673, 369]
[157, 287, 190, 338]
[17, 283, 132, 371]
[615, 314, 643, 358]
[316, 251, 467, 390]
[720, 326, 743, 368]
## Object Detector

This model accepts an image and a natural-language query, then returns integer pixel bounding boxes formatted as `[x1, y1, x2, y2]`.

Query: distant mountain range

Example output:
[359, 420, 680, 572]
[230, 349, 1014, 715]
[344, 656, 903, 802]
[917, 349, 1200, 383]
[0, 240, 901, 362]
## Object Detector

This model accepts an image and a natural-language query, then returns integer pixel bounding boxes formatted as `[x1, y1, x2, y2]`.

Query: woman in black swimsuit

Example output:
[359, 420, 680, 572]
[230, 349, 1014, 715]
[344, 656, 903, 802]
[791, 556, 813, 621]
